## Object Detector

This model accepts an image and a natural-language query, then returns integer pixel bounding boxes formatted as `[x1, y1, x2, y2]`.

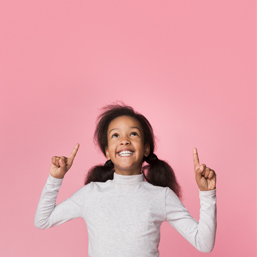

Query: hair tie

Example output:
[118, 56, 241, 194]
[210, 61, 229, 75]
[150, 153, 158, 161]
[144, 153, 158, 164]
[104, 159, 114, 168]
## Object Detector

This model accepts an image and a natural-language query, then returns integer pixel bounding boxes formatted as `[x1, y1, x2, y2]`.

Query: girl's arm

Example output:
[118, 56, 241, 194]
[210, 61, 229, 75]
[165, 187, 216, 253]
[34, 144, 83, 229]
[165, 148, 217, 252]
[34, 174, 84, 229]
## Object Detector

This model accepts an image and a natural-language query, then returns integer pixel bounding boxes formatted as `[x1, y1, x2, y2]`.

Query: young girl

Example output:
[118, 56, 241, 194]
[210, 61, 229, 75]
[34, 103, 217, 257]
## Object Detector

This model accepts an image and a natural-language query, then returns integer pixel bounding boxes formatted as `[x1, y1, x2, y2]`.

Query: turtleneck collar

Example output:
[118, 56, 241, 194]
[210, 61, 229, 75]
[113, 172, 144, 184]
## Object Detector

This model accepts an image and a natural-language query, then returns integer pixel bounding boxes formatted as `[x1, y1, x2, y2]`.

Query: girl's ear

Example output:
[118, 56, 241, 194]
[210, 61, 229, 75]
[144, 143, 150, 157]
[105, 146, 110, 160]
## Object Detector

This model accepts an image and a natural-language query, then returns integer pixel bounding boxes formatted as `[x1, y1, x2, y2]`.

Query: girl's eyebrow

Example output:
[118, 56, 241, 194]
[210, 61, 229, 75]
[130, 126, 141, 132]
[109, 128, 118, 134]
[108, 127, 141, 134]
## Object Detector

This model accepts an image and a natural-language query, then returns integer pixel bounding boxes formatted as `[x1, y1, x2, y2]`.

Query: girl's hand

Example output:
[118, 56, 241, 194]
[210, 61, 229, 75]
[50, 144, 80, 179]
[193, 148, 216, 191]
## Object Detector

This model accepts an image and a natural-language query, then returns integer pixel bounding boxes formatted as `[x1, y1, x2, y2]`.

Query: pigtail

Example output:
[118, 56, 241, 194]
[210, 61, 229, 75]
[84, 160, 114, 185]
[143, 153, 182, 199]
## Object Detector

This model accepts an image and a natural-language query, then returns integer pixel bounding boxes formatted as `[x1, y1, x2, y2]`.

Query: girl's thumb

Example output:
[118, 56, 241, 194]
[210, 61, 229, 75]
[59, 159, 67, 173]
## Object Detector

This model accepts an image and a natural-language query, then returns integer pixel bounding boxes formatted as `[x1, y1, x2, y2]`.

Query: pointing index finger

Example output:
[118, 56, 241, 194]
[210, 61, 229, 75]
[193, 148, 200, 169]
[68, 143, 80, 163]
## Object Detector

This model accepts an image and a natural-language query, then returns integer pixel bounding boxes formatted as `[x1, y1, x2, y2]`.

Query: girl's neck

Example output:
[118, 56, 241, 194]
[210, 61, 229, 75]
[113, 171, 144, 184]
[114, 169, 142, 176]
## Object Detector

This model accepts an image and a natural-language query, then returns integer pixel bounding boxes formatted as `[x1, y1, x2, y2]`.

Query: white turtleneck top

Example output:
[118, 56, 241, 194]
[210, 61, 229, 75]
[34, 172, 217, 256]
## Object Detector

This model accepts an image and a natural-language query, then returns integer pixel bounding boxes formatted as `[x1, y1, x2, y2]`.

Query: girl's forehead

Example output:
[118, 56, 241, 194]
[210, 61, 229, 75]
[108, 115, 143, 131]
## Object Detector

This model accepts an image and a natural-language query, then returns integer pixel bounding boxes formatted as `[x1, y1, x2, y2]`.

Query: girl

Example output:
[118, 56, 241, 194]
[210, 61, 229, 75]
[34, 103, 217, 257]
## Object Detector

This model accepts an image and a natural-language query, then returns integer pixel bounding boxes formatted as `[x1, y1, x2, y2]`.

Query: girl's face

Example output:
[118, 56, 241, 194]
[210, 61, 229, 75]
[105, 115, 150, 175]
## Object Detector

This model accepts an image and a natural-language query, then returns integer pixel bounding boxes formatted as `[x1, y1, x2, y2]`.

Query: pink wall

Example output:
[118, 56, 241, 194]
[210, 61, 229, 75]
[0, 1, 256, 256]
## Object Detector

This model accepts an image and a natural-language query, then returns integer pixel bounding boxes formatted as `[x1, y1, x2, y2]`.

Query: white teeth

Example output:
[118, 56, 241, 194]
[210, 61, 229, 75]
[118, 151, 133, 156]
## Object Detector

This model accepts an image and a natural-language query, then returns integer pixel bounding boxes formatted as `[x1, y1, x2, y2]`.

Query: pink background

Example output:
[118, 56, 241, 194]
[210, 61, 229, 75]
[0, 1, 256, 256]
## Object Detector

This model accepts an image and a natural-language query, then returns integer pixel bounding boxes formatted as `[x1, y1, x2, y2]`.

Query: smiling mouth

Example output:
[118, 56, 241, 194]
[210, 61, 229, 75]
[118, 150, 134, 157]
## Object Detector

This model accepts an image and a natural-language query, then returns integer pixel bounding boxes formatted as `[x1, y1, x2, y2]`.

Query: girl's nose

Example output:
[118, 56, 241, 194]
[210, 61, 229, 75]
[120, 137, 130, 145]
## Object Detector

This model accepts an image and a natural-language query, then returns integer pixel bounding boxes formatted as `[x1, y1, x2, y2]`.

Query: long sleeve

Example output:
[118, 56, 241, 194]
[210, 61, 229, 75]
[34, 174, 84, 229]
[165, 188, 217, 253]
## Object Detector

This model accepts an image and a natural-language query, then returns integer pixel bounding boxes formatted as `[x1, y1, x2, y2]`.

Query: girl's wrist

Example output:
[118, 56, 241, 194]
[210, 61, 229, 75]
[49, 173, 64, 180]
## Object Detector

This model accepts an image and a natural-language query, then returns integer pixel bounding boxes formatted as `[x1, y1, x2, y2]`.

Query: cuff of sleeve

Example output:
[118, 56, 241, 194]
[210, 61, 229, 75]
[199, 188, 216, 197]
[48, 173, 64, 184]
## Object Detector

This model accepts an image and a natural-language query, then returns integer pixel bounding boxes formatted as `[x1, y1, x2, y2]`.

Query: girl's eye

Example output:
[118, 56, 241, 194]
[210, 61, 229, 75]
[131, 132, 138, 136]
[111, 133, 119, 138]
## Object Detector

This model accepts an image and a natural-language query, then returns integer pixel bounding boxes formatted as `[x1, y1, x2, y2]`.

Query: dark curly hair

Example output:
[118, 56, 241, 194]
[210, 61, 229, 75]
[84, 103, 181, 198]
